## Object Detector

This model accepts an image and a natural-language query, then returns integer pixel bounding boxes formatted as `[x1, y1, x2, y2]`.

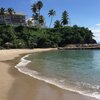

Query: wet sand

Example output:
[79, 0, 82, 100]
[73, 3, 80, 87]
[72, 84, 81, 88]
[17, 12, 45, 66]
[0, 49, 99, 100]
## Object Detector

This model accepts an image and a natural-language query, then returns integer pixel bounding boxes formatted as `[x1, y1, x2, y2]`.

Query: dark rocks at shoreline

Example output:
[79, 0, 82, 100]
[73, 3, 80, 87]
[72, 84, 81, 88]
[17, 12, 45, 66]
[58, 44, 100, 50]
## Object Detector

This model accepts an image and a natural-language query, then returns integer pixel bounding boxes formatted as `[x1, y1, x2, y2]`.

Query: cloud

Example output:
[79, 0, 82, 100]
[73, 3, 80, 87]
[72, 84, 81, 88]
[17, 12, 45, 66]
[96, 23, 100, 26]
[92, 29, 100, 33]
[89, 27, 100, 42]
[93, 33, 100, 42]
[94, 33, 100, 37]
[30, 0, 38, 4]
[89, 27, 100, 33]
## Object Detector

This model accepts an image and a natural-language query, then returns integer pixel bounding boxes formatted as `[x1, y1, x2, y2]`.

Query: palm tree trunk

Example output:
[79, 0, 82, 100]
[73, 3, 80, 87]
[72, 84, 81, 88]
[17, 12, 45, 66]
[49, 16, 53, 28]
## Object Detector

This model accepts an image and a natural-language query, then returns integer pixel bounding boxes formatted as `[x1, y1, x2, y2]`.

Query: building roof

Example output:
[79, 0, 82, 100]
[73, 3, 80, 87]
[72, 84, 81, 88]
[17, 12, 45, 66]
[5, 12, 26, 16]
[15, 13, 26, 16]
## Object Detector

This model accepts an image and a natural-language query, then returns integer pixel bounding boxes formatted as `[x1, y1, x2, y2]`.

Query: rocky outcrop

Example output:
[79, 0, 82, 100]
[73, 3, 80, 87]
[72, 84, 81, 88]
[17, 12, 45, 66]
[58, 44, 100, 50]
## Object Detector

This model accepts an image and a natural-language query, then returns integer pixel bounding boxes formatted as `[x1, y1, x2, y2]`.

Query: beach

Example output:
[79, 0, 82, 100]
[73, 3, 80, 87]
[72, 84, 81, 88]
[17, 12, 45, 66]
[0, 49, 99, 100]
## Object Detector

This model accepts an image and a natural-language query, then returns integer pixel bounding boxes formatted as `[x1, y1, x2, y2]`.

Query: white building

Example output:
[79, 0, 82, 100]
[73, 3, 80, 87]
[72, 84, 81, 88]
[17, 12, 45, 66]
[0, 13, 26, 25]
[26, 18, 46, 28]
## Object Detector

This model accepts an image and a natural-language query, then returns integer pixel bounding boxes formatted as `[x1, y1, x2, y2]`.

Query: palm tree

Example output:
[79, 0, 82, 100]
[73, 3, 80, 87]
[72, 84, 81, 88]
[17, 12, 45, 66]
[61, 10, 69, 26]
[36, 0, 43, 16]
[31, 1, 44, 28]
[31, 3, 39, 25]
[54, 20, 62, 28]
[39, 15, 44, 26]
[48, 9, 56, 28]
[31, 4, 37, 14]
[32, 13, 39, 20]
[0, 7, 6, 25]
[7, 8, 15, 24]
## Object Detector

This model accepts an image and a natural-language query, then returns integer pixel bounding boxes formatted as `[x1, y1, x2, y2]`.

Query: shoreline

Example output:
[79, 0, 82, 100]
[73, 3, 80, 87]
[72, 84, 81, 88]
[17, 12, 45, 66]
[58, 44, 100, 50]
[0, 48, 99, 100]
[15, 54, 100, 100]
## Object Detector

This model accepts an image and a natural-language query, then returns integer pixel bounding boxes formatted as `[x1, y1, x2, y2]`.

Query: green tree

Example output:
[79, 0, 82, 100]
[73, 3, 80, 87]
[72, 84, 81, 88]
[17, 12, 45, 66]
[31, 3, 39, 21]
[31, 1, 44, 28]
[36, 0, 43, 16]
[61, 10, 69, 26]
[0, 38, 3, 46]
[7, 8, 15, 25]
[0, 7, 6, 25]
[48, 9, 56, 28]
[54, 20, 62, 28]
[32, 13, 39, 20]
[31, 4, 37, 14]
[0, 25, 96, 48]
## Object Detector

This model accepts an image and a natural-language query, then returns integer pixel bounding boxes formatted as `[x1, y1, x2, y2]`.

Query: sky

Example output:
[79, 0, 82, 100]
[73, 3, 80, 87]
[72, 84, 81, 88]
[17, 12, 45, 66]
[0, 0, 100, 42]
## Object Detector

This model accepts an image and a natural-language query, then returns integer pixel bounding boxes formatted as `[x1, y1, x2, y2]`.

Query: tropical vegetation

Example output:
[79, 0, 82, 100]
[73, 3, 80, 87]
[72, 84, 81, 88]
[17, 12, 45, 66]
[0, 7, 15, 25]
[0, 8, 6, 25]
[0, 1, 97, 49]
[7, 8, 15, 25]
[48, 9, 56, 28]
[61, 10, 69, 26]
[0, 25, 96, 49]
[31, 0, 44, 27]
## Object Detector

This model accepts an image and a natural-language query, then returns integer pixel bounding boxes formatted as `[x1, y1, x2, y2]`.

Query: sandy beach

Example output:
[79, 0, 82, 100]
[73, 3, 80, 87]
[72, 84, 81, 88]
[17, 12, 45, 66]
[0, 49, 99, 100]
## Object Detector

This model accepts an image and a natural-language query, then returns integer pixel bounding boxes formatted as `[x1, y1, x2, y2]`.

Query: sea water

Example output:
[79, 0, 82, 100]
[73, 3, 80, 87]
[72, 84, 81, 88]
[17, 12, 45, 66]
[15, 50, 100, 99]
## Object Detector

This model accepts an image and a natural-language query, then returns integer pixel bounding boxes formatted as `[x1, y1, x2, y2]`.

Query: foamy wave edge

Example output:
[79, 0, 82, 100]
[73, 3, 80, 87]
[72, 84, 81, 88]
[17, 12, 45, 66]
[15, 54, 100, 100]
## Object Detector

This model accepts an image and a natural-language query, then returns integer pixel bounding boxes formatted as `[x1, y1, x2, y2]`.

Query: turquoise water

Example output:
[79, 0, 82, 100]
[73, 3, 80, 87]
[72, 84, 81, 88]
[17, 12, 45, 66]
[16, 50, 100, 99]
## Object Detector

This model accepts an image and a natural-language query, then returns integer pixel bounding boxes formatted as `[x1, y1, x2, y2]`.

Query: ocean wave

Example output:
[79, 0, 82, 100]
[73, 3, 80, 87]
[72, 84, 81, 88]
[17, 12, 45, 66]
[15, 54, 100, 100]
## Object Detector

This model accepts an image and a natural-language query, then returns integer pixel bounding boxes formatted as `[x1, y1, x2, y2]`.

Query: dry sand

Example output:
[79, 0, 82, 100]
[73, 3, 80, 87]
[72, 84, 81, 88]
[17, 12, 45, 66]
[0, 48, 99, 100]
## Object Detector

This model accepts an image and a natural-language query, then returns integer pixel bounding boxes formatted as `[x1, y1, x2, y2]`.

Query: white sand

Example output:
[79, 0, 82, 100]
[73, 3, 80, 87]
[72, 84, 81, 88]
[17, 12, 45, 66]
[0, 48, 57, 100]
[0, 48, 57, 61]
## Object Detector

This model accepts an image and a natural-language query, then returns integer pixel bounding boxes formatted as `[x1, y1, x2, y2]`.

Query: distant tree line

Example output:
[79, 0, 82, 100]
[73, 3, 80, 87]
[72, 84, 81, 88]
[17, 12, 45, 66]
[0, 25, 96, 49]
